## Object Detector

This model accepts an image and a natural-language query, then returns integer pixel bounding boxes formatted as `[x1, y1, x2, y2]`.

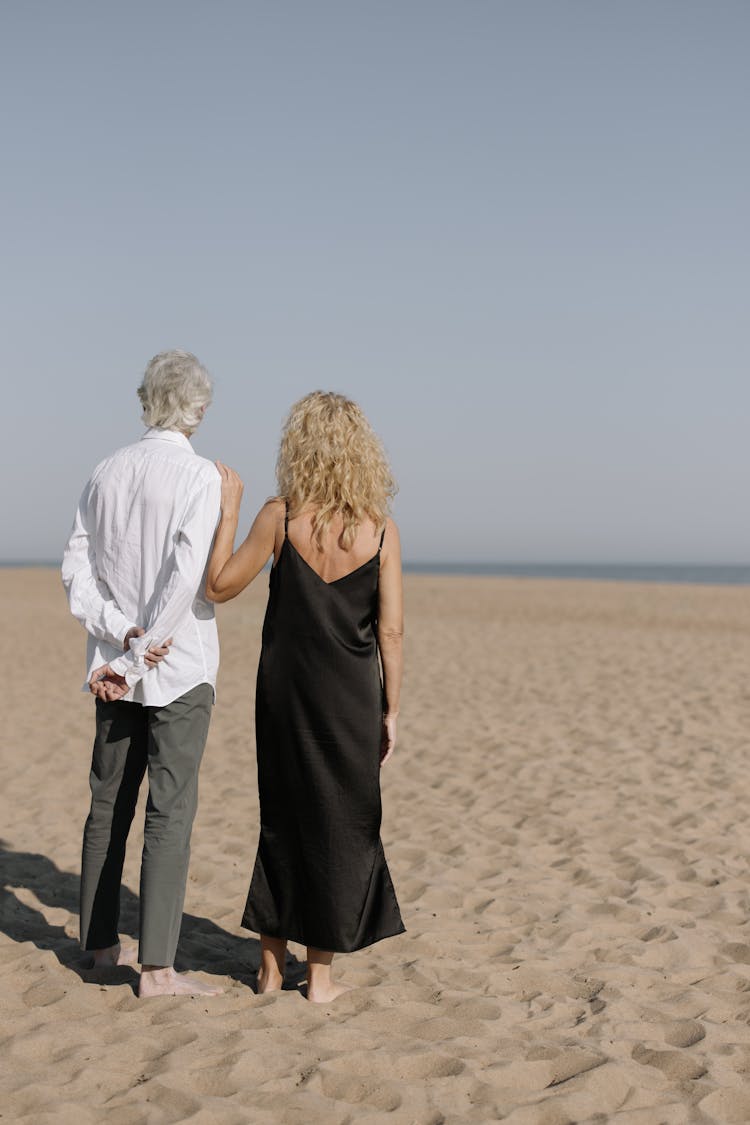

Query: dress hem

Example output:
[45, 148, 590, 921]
[240, 916, 406, 955]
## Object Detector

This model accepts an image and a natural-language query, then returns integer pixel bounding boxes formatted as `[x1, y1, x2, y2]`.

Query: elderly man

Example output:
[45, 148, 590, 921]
[62, 349, 223, 997]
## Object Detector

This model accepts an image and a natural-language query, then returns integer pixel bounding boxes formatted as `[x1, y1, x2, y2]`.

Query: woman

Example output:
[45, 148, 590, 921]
[207, 391, 405, 1003]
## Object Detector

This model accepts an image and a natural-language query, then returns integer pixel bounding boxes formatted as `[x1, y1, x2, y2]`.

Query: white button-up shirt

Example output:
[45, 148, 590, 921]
[62, 428, 222, 707]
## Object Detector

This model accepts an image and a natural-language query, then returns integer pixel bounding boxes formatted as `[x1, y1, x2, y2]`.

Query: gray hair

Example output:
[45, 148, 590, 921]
[137, 349, 213, 434]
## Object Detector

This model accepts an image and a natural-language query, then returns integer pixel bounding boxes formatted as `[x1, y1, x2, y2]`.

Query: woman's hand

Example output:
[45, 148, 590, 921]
[380, 713, 398, 766]
[215, 461, 244, 516]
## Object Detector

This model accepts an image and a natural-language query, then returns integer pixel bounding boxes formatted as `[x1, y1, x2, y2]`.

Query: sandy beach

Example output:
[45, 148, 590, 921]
[1, 567, 750, 1123]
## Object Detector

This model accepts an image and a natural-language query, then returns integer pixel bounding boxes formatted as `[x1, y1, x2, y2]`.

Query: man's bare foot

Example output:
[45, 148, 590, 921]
[90, 942, 138, 968]
[306, 979, 352, 1004]
[138, 966, 223, 998]
[256, 965, 284, 994]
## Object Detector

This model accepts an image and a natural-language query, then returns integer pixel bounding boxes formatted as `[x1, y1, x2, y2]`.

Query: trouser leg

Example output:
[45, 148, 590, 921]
[138, 683, 213, 967]
[80, 699, 148, 950]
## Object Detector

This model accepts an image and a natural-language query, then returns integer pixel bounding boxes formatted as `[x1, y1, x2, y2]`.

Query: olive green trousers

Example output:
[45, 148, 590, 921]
[79, 683, 213, 966]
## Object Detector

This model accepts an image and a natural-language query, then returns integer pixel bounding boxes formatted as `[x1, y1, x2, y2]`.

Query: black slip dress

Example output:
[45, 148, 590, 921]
[241, 507, 405, 953]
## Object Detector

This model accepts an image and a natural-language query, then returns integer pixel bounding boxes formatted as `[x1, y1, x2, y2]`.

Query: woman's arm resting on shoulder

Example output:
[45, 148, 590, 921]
[205, 462, 244, 601]
[206, 466, 278, 602]
[377, 518, 403, 766]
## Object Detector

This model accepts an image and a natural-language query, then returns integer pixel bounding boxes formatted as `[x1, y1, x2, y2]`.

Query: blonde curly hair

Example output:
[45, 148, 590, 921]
[277, 391, 397, 550]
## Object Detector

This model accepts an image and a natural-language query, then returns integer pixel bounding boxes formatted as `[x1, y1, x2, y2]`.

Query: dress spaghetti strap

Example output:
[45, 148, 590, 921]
[378, 523, 386, 552]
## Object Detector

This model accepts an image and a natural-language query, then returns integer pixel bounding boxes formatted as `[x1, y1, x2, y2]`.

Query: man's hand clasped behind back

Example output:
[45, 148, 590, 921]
[88, 627, 173, 702]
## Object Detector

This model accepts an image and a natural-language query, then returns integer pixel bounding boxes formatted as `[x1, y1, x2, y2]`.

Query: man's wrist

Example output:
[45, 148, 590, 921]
[119, 624, 140, 650]
[108, 652, 144, 690]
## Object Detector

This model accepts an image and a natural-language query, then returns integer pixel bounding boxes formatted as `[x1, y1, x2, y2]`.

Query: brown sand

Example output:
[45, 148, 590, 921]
[1, 568, 750, 1124]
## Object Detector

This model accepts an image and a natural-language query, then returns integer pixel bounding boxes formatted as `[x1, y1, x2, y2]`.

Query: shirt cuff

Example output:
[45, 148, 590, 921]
[109, 652, 146, 688]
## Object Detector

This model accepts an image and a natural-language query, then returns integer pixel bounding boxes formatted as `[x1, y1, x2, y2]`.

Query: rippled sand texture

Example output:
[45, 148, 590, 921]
[2, 568, 750, 1124]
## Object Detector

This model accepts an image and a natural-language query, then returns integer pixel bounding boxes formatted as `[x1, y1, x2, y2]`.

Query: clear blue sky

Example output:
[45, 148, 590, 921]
[2, 1, 747, 563]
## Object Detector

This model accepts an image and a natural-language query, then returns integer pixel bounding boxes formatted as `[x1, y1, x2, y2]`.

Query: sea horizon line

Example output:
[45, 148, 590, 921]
[2, 560, 748, 586]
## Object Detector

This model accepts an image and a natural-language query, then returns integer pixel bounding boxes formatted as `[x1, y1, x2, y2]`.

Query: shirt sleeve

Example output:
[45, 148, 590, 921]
[61, 480, 136, 650]
[108, 472, 222, 689]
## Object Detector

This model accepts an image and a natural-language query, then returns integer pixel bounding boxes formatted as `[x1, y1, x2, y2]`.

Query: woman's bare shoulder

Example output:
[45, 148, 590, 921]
[261, 496, 286, 517]
[250, 497, 286, 532]
[381, 516, 401, 558]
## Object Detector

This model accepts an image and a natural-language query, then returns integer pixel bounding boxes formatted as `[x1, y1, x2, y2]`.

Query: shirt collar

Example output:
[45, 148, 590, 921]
[141, 427, 194, 452]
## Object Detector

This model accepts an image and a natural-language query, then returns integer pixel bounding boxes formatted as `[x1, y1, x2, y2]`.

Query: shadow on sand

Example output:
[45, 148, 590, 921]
[0, 839, 305, 993]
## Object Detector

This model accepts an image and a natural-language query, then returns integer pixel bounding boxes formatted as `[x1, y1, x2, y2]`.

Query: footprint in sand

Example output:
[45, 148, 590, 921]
[663, 1019, 705, 1047]
[631, 1043, 707, 1080]
[490, 1047, 606, 1093]
[720, 942, 750, 964]
[318, 1068, 402, 1111]
[21, 982, 68, 1008]
[185, 1064, 241, 1098]
[408, 1015, 486, 1041]
[637, 924, 677, 943]
[699, 1088, 750, 1124]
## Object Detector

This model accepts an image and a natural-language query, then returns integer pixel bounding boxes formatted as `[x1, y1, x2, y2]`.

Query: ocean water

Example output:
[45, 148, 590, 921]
[3, 560, 748, 586]
[403, 563, 750, 586]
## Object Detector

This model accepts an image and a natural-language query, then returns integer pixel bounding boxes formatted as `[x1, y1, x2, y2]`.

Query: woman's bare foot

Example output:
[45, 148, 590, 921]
[305, 946, 351, 1003]
[138, 966, 223, 998]
[90, 942, 138, 968]
[256, 965, 284, 994]
[257, 934, 287, 994]
[306, 979, 352, 1004]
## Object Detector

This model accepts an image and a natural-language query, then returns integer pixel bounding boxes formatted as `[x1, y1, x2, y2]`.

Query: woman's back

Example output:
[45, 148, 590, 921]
[263, 504, 384, 663]
[281, 507, 385, 586]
